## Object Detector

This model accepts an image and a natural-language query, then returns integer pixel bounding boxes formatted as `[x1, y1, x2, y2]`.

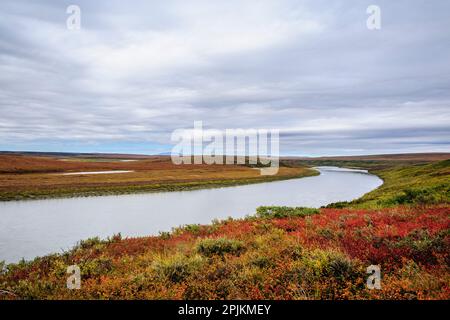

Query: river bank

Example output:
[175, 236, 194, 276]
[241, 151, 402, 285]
[0, 154, 318, 201]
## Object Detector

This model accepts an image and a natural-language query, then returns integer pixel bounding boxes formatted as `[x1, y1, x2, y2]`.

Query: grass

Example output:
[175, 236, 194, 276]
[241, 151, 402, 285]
[326, 159, 450, 209]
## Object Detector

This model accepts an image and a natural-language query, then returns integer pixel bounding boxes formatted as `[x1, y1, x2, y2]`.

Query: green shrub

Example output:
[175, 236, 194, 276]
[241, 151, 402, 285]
[196, 238, 244, 257]
[80, 257, 114, 278]
[249, 254, 272, 269]
[256, 206, 319, 218]
[183, 224, 202, 235]
[107, 233, 122, 243]
[388, 187, 441, 205]
[318, 228, 335, 239]
[281, 244, 303, 260]
[393, 229, 449, 263]
[294, 249, 361, 282]
[172, 223, 203, 236]
[324, 201, 350, 209]
[76, 237, 104, 250]
[158, 231, 171, 240]
[0, 260, 6, 275]
[152, 253, 205, 283]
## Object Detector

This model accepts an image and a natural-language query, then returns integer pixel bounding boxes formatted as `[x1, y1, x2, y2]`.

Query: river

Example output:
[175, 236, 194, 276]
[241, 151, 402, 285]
[0, 167, 382, 263]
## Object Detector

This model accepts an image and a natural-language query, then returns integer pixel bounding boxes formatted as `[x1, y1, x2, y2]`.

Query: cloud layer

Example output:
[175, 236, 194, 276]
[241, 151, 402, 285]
[1, 0, 449, 155]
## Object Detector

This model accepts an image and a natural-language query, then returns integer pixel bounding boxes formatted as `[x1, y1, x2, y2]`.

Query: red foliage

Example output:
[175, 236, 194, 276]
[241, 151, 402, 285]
[271, 206, 449, 268]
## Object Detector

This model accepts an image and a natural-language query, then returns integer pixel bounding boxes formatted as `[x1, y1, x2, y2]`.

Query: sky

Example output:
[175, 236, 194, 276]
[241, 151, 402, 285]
[0, 0, 449, 156]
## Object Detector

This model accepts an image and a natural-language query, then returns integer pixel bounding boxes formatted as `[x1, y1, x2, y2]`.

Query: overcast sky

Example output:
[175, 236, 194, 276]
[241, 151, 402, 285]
[0, 0, 449, 156]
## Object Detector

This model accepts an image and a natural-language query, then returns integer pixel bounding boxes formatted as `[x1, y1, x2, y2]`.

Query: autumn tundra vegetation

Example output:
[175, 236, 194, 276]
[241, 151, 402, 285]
[0, 154, 317, 201]
[0, 153, 448, 300]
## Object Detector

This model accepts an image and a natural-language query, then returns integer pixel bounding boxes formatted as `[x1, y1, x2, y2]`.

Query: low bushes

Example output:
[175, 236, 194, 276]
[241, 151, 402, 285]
[152, 253, 205, 283]
[80, 257, 114, 278]
[256, 206, 319, 218]
[386, 185, 449, 206]
[196, 238, 244, 257]
[295, 249, 362, 281]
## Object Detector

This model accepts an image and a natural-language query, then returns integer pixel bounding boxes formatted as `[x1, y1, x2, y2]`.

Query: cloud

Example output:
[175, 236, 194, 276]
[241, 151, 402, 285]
[0, 0, 449, 155]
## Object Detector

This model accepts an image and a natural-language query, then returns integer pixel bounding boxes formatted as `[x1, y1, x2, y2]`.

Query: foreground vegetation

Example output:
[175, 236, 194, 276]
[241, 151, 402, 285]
[0, 205, 448, 299]
[0, 155, 448, 300]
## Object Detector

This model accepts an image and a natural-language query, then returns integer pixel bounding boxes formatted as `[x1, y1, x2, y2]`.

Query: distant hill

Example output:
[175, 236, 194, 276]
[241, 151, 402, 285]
[1, 151, 448, 162]
[283, 152, 450, 162]
[0, 151, 154, 159]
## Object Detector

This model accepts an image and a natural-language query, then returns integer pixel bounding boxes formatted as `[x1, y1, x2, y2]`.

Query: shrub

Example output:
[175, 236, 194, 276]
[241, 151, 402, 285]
[172, 223, 203, 236]
[152, 253, 205, 283]
[295, 249, 362, 282]
[325, 201, 350, 209]
[183, 224, 202, 235]
[387, 185, 449, 206]
[393, 229, 449, 264]
[196, 238, 244, 257]
[318, 228, 335, 239]
[107, 233, 122, 243]
[76, 237, 104, 250]
[158, 231, 171, 240]
[80, 257, 114, 278]
[281, 244, 303, 260]
[249, 254, 272, 269]
[0, 261, 6, 275]
[256, 206, 319, 218]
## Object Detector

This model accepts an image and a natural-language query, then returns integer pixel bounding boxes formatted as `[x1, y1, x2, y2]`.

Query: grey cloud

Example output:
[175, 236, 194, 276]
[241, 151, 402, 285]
[0, 0, 449, 155]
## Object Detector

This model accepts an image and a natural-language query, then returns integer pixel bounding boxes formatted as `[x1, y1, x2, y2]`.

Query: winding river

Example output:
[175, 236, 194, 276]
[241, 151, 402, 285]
[0, 167, 382, 263]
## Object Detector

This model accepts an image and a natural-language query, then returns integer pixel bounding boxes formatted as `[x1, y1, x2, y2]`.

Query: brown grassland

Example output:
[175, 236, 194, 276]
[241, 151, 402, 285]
[0, 154, 317, 201]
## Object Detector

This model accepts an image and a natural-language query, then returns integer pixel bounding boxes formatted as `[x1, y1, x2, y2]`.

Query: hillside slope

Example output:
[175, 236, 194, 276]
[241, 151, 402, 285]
[328, 159, 450, 208]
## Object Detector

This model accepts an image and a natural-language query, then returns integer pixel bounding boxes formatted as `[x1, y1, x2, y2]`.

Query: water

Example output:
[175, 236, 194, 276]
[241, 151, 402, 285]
[0, 167, 382, 263]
